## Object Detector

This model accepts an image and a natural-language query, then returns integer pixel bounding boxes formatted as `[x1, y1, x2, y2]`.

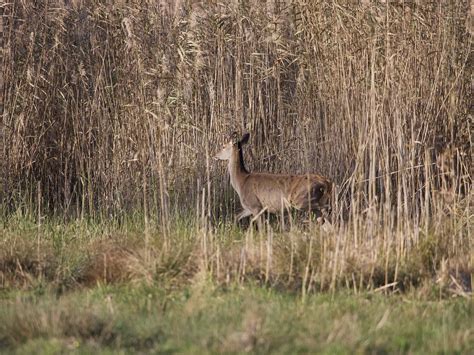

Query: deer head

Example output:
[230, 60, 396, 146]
[214, 132, 250, 161]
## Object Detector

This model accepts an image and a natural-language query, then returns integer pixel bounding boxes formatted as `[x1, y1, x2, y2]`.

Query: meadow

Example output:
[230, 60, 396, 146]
[0, 217, 472, 353]
[0, 1, 472, 353]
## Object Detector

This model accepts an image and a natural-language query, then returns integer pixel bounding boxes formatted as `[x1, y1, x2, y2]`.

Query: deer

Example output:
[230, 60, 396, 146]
[214, 132, 333, 227]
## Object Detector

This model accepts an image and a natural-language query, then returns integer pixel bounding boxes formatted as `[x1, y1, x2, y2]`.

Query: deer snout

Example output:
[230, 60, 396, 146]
[213, 149, 231, 161]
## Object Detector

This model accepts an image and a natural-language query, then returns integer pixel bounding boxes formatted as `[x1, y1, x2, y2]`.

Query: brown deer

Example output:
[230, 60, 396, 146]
[214, 132, 333, 225]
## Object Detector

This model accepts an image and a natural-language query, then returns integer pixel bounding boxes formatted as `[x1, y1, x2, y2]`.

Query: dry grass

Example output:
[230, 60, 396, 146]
[0, 217, 470, 298]
[0, 1, 472, 295]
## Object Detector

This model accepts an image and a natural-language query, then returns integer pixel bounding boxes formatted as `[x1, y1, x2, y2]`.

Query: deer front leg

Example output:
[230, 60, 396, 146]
[235, 209, 253, 225]
[249, 207, 267, 233]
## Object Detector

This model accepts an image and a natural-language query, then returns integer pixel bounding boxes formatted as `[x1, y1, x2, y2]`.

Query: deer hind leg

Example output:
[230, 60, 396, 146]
[304, 183, 331, 222]
[308, 203, 331, 226]
[308, 196, 332, 224]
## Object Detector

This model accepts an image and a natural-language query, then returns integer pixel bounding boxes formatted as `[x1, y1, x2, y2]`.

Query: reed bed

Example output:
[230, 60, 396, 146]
[0, 1, 472, 293]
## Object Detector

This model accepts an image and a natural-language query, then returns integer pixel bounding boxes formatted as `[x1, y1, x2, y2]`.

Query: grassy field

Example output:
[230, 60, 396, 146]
[1, 282, 472, 354]
[0, 217, 472, 353]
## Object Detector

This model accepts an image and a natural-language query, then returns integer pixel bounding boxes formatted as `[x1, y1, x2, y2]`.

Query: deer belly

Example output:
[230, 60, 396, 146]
[257, 192, 288, 213]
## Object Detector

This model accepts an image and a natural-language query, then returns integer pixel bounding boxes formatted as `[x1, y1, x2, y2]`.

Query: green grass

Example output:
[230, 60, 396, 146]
[0, 216, 471, 353]
[0, 282, 472, 354]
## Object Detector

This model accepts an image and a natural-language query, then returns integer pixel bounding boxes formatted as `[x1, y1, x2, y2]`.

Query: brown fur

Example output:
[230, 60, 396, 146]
[215, 133, 332, 221]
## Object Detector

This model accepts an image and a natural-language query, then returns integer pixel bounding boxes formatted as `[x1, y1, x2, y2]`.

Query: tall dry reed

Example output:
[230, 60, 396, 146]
[0, 1, 471, 290]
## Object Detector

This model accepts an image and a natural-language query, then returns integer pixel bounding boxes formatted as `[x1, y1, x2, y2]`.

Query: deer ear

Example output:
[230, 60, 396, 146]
[230, 131, 239, 144]
[240, 132, 250, 145]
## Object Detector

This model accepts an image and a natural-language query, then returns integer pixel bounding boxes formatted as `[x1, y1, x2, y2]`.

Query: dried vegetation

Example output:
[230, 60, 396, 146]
[0, 1, 472, 294]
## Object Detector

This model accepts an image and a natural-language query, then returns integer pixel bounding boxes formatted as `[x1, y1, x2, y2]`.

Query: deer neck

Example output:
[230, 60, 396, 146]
[228, 145, 249, 196]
